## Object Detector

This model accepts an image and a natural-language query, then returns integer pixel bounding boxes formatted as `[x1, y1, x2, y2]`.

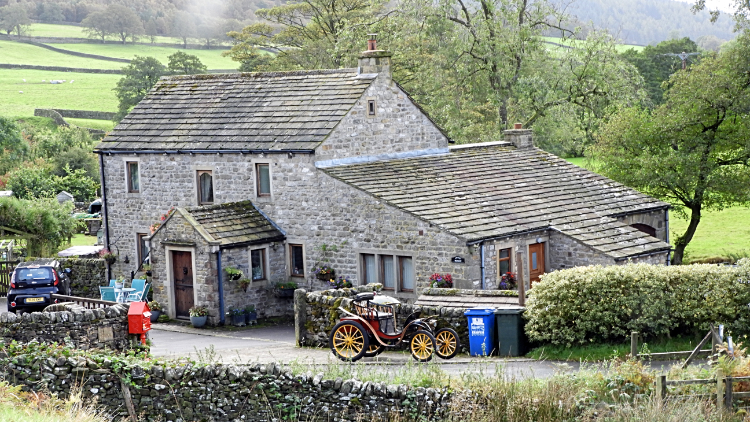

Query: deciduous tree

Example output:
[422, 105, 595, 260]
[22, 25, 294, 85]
[167, 51, 207, 75]
[171, 11, 196, 49]
[593, 34, 750, 264]
[0, 4, 30, 37]
[114, 56, 167, 121]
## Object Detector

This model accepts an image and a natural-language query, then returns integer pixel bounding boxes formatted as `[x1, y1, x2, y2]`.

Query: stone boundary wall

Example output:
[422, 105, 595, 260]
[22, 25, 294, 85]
[59, 257, 108, 298]
[33, 108, 68, 126]
[2, 63, 122, 73]
[0, 34, 234, 50]
[51, 109, 116, 120]
[0, 302, 130, 351]
[0, 348, 449, 422]
[19, 39, 132, 63]
[294, 286, 470, 352]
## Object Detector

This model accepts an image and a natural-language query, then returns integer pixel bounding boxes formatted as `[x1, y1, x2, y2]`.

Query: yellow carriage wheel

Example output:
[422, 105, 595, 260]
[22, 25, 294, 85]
[410, 330, 436, 362]
[435, 328, 460, 359]
[329, 321, 369, 362]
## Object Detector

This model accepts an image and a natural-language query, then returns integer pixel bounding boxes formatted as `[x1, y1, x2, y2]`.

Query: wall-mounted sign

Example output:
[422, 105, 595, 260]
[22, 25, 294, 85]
[451, 256, 465, 263]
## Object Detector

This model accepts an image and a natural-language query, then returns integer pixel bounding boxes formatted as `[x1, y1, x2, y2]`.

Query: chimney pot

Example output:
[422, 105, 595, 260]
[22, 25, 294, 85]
[367, 33, 378, 51]
[514, 123, 523, 129]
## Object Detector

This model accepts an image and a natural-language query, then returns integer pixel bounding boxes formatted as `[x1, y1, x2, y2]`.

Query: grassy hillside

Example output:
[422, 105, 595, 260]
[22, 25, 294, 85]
[0, 40, 123, 69]
[55, 43, 238, 69]
[28, 23, 178, 44]
[0, 69, 119, 117]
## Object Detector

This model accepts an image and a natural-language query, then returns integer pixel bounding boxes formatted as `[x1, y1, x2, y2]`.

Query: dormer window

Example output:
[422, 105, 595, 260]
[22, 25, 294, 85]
[368, 100, 376, 116]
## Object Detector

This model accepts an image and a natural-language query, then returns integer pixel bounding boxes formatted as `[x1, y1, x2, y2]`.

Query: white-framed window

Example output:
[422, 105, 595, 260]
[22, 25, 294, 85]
[250, 248, 266, 281]
[358, 252, 414, 292]
[399, 256, 414, 291]
[197, 170, 213, 205]
[126, 161, 139, 193]
[256, 163, 271, 197]
[290, 244, 304, 277]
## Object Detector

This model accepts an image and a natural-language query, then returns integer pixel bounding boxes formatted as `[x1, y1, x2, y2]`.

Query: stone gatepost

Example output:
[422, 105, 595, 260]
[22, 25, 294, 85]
[294, 288, 307, 346]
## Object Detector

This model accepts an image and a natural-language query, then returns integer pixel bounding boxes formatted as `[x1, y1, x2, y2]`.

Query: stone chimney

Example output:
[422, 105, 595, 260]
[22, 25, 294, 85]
[504, 123, 534, 149]
[358, 34, 392, 84]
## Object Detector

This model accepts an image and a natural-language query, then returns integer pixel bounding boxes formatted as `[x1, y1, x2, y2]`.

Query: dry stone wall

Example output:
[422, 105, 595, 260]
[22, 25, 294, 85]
[0, 302, 131, 351]
[59, 257, 108, 298]
[0, 344, 450, 422]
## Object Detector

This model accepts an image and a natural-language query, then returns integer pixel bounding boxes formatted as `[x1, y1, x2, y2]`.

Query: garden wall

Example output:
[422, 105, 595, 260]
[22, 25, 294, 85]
[0, 302, 130, 351]
[0, 343, 450, 422]
[1, 63, 122, 73]
[294, 286, 471, 352]
[59, 257, 108, 299]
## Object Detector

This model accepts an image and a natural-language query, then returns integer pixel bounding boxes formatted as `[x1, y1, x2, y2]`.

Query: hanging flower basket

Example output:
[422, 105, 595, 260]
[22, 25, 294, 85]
[312, 264, 336, 281]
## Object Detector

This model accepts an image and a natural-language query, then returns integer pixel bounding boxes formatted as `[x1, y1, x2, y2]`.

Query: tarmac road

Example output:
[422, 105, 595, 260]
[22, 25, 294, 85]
[148, 322, 689, 380]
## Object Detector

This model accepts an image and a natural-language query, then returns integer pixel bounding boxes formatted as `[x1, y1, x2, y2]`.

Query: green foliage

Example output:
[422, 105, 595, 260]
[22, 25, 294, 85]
[0, 4, 30, 37]
[594, 33, 750, 264]
[52, 147, 99, 179]
[81, 4, 144, 44]
[6, 163, 98, 202]
[524, 260, 750, 346]
[620, 37, 700, 105]
[167, 51, 207, 75]
[0, 116, 30, 175]
[0, 196, 80, 256]
[114, 56, 167, 121]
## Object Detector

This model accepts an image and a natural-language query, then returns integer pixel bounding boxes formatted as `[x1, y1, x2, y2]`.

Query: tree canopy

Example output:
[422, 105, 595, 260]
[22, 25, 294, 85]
[593, 33, 750, 264]
[0, 196, 80, 257]
[0, 4, 30, 37]
[114, 56, 168, 121]
[81, 4, 144, 44]
[168, 51, 208, 75]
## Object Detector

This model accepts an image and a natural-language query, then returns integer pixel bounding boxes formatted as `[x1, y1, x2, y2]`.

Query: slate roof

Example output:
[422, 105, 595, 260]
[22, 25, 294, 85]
[323, 144, 671, 259]
[182, 201, 285, 247]
[96, 69, 376, 152]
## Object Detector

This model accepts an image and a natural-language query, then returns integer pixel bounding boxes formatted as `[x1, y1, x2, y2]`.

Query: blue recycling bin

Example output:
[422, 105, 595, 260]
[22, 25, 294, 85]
[464, 308, 497, 356]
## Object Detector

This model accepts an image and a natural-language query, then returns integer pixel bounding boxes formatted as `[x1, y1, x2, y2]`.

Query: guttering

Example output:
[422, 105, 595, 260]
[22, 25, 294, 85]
[479, 242, 485, 290]
[665, 209, 671, 266]
[94, 149, 315, 155]
[217, 249, 226, 325]
[98, 153, 111, 281]
[613, 248, 672, 262]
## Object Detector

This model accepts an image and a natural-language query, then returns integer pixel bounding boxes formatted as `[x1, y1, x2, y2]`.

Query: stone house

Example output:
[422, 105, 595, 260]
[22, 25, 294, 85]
[95, 42, 671, 324]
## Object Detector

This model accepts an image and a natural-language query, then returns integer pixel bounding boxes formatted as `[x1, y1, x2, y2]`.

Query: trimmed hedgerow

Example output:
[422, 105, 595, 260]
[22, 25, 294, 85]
[525, 259, 750, 346]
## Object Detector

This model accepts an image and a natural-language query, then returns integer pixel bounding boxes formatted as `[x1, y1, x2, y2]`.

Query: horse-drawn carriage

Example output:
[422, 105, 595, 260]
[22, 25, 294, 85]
[328, 292, 460, 362]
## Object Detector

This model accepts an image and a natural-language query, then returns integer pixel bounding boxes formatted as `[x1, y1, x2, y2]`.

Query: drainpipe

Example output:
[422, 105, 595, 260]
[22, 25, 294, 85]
[665, 209, 671, 266]
[479, 241, 485, 290]
[98, 153, 111, 281]
[216, 249, 226, 325]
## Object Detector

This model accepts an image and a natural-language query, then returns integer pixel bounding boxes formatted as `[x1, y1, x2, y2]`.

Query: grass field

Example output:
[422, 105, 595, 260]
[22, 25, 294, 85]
[65, 118, 116, 131]
[0, 40, 123, 69]
[56, 43, 238, 70]
[564, 157, 750, 262]
[526, 335, 699, 361]
[542, 36, 644, 53]
[0, 69, 119, 117]
[28, 22, 177, 44]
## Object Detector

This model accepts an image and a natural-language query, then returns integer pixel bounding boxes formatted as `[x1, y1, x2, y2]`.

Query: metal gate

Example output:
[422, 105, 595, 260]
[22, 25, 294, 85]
[0, 260, 19, 297]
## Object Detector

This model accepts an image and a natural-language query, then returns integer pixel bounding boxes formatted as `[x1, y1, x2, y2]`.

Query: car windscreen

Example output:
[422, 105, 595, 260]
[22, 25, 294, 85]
[16, 267, 54, 283]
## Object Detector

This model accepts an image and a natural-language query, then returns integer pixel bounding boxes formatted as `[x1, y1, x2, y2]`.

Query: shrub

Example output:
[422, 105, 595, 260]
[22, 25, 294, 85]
[525, 260, 750, 346]
[0, 196, 80, 256]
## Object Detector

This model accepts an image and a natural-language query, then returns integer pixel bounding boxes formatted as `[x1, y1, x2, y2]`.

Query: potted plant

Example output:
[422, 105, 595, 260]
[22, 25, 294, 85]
[429, 273, 453, 288]
[498, 272, 517, 290]
[189, 305, 208, 328]
[148, 300, 162, 322]
[311, 264, 335, 281]
[225, 267, 243, 281]
[245, 304, 257, 325]
[328, 276, 352, 289]
[238, 278, 251, 291]
[228, 306, 246, 326]
[99, 248, 117, 265]
[274, 282, 297, 298]
[142, 264, 152, 277]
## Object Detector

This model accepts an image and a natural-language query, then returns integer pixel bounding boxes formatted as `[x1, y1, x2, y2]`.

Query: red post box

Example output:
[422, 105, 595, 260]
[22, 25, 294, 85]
[128, 302, 152, 345]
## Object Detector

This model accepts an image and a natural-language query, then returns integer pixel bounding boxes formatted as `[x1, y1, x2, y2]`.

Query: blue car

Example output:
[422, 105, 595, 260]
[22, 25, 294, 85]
[7, 259, 71, 313]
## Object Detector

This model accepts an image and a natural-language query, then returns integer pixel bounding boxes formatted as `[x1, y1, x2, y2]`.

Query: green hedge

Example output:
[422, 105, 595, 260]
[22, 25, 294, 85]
[525, 260, 750, 346]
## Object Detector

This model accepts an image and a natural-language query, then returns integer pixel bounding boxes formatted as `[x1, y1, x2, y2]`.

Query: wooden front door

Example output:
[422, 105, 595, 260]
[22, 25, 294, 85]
[172, 251, 194, 318]
[528, 243, 545, 286]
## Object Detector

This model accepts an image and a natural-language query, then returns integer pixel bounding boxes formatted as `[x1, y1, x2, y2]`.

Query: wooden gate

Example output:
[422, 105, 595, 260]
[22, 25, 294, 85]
[0, 260, 19, 298]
